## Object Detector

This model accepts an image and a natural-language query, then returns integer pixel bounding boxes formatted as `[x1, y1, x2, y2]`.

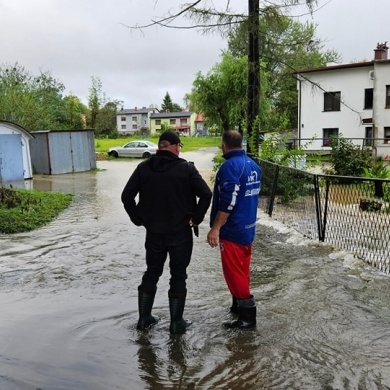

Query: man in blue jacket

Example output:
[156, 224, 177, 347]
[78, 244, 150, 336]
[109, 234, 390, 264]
[207, 130, 261, 329]
[122, 131, 212, 334]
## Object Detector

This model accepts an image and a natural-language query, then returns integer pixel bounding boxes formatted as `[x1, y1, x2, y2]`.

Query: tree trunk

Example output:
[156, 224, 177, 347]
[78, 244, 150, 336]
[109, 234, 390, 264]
[247, 0, 260, 156]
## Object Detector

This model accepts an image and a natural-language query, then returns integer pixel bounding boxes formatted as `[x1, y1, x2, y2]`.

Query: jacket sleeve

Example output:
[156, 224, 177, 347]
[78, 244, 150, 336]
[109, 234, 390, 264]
[121, 167, 143, 226]
[189, 165, 212, 226]
[217, 162, 241, 213]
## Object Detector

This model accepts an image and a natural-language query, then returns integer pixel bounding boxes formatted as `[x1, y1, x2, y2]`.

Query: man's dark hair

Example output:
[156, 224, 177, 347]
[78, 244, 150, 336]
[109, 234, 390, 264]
[222, 130, 242, 149]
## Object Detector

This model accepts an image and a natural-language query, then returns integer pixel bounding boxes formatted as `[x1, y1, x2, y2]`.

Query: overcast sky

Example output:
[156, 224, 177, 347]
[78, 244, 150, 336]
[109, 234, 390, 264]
[0, 0, 388, 109]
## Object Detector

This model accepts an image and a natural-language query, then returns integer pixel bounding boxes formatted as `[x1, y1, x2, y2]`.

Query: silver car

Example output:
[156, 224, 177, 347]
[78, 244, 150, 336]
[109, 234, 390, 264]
[108, 140, 158, 158]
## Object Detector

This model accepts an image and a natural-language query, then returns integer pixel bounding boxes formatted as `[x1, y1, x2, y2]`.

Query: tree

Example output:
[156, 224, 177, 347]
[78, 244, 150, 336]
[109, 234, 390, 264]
[0, 63, 67, 130]
[126, 0, 327, 153]
[64, 94, 87, 129]
[227, 14, 340, 129]
[190, 53, 250, 132]
[95, 101, 122, 137]
[161, 91, 182, 112]
[88, 76, 103, 129]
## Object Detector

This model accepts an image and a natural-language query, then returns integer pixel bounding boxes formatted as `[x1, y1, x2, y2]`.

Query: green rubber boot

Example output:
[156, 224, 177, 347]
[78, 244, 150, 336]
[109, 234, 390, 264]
[169, 290, 192, 334]
[136, 287, 159, 330]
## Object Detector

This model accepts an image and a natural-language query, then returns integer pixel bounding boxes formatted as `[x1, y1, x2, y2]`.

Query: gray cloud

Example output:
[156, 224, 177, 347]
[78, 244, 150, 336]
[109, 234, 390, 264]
[0, 0, 388, 110]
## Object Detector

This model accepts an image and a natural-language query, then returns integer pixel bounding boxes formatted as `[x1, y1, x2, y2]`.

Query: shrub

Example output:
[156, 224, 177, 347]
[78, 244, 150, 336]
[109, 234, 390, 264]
[327, 135, 372, 177]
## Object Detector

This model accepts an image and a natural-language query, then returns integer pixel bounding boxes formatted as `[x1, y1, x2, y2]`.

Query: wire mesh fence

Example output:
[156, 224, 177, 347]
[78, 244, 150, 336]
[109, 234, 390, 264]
[257, 159, 390, 273]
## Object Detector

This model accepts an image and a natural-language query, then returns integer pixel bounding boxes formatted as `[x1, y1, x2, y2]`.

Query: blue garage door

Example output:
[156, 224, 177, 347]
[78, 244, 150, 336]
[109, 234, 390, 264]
[0, 134, 24, 183]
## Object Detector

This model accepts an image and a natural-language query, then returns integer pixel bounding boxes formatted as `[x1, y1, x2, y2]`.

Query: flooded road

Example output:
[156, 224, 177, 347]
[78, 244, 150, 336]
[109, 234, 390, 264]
[1, 148, 390, 389]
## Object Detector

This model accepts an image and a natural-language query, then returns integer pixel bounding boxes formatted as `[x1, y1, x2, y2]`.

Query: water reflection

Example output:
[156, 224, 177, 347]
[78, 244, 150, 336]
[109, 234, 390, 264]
[1, 153, 390, 389]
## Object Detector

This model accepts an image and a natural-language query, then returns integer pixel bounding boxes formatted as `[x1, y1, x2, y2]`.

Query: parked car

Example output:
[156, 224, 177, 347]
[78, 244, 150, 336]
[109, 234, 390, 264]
[108, 141, 158, 158]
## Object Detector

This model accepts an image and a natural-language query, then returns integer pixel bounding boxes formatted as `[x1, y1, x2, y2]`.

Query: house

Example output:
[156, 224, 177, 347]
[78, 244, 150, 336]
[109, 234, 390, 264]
[150, 111, 196, 136]
[0, 120, 34, 184]
[194, 113, 208, 136]
[116, 107, 155, 135]
[293, 42, 390, 159]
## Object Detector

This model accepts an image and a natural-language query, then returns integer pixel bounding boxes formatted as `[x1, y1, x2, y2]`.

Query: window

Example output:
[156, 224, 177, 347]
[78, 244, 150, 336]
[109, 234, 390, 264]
[323, 128, 338, 146]
[121, 117, 126, 122]
[384, 127, 390, 144]
[170, 119, 176, 125]
[386, 86, 390, 107]
[121, 125, 126, 129]
[155, 120, 161, 125]
[132, 125, 137, 130]
[364, 127, 373, 146]
[364, 88, 373, 109]
[180, 118, 188, 125]
[324, 91, 341, 111]
[132, 116, 137, 122]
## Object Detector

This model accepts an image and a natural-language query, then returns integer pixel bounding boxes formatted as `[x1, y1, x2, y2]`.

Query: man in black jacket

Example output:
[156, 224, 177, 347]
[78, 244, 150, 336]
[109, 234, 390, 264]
[121, 131, 212, 334]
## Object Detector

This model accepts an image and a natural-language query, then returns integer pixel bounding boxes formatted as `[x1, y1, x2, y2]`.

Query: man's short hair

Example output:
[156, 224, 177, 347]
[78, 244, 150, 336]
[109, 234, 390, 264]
[222, 130, 242, 149]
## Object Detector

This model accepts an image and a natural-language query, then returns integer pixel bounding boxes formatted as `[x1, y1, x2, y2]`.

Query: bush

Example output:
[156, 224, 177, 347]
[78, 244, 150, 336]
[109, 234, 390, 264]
[327, 135, 372, 177]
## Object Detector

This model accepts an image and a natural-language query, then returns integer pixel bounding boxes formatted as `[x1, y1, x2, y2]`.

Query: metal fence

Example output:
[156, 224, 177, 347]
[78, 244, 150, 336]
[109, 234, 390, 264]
[257, 159, 390, 273]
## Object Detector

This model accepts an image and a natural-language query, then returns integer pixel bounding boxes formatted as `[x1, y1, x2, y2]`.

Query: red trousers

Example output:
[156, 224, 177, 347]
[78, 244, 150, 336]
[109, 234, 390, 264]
[219, 239, 252, 300]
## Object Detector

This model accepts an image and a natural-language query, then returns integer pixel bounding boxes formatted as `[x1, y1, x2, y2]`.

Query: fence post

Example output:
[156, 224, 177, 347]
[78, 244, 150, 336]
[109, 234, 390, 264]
[314, 175, 324, 241]
[268, 165, 279, 217]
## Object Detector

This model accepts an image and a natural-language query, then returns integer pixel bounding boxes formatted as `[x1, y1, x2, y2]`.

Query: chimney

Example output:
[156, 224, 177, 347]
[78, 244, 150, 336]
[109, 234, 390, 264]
[374, 42, 388, 60]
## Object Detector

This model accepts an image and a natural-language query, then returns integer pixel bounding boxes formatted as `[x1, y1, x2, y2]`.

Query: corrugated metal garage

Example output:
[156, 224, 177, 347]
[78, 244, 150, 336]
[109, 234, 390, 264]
[0, 121, 34, 183]
[30, 130, 97, 175]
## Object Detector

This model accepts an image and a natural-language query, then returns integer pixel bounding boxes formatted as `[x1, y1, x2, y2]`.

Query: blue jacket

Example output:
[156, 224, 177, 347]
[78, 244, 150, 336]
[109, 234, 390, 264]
[210, 149, 261, 245]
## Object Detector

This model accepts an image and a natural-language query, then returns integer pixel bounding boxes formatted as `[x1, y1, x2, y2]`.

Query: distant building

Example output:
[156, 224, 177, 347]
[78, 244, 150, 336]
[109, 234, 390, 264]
[150, 111, 196, 136]
[116, 107, 155, 135]
[293, 42, 390, 159]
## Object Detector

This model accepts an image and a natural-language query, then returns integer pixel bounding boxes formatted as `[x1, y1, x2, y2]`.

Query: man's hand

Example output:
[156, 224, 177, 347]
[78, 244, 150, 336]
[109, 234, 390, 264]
[207, 227, 220, 248]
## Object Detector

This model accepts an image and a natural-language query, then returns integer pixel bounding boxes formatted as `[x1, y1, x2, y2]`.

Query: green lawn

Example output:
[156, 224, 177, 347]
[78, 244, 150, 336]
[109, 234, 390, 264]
[95, 135, 221, 153]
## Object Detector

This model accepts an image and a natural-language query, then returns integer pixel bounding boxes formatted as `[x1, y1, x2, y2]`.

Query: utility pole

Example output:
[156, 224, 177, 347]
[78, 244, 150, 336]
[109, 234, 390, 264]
[247, 0, 260, 156]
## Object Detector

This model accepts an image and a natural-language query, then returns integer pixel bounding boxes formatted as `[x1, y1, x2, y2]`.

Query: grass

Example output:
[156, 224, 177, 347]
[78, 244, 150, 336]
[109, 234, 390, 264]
[95, 135, 221, 154]
[0, 187, 73, 234]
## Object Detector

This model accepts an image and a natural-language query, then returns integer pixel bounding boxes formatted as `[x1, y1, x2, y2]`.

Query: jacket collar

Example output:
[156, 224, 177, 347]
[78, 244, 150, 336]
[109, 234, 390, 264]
[223, 149, 245, 160]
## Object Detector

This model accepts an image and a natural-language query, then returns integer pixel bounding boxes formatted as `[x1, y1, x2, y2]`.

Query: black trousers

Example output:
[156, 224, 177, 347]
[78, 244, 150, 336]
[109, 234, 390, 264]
[140, 226, 193, 294]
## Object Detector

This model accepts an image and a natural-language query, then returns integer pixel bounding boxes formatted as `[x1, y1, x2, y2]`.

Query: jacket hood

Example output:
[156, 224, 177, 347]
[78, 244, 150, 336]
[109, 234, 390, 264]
[147, 150, 184, 172]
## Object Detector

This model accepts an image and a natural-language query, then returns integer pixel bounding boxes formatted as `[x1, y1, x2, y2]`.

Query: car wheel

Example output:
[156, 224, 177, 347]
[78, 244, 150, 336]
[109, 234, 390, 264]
[142, 152, 151, 158]
[109, 150, 119, 158]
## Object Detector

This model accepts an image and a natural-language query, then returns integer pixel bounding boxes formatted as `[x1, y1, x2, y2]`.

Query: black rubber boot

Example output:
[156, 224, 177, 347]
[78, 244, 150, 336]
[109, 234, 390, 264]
[224, 295, 256, 329]
[136, 287, 159, 330]
[230, 296, 239, 315]
[169, 290, 192, 334]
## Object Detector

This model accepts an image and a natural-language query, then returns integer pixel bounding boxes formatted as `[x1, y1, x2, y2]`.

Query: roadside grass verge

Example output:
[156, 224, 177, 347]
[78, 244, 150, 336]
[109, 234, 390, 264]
[0, 187, 73, 234]
[95, 135, 220, 154]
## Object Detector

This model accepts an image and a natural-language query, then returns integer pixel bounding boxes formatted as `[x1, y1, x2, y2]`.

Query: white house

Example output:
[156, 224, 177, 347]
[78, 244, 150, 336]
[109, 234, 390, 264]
[294, 42, 390, 160]
[116, 107, 155, 135]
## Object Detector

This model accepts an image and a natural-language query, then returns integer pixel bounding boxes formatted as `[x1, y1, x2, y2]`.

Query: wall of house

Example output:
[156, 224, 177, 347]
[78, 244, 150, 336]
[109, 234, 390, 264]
[116, 109, 154, 135]
[299, 65, 374, 151]
[373, 61, 390, 140]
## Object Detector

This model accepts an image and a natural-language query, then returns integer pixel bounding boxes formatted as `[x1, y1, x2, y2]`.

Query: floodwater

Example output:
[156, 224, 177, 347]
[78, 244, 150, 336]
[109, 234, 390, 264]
[1, 148, 390, 389]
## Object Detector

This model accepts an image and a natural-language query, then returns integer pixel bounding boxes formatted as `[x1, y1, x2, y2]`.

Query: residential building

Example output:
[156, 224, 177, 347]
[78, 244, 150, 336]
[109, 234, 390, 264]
[116, 107, 155, 135]
[294, 42, 390, 159]
[194, 113, 208, 135]
[150, 111, 196, 136]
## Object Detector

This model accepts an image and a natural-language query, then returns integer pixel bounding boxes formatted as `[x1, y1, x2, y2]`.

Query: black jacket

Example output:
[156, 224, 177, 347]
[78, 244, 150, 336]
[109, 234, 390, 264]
[121, 150, 212, 234]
